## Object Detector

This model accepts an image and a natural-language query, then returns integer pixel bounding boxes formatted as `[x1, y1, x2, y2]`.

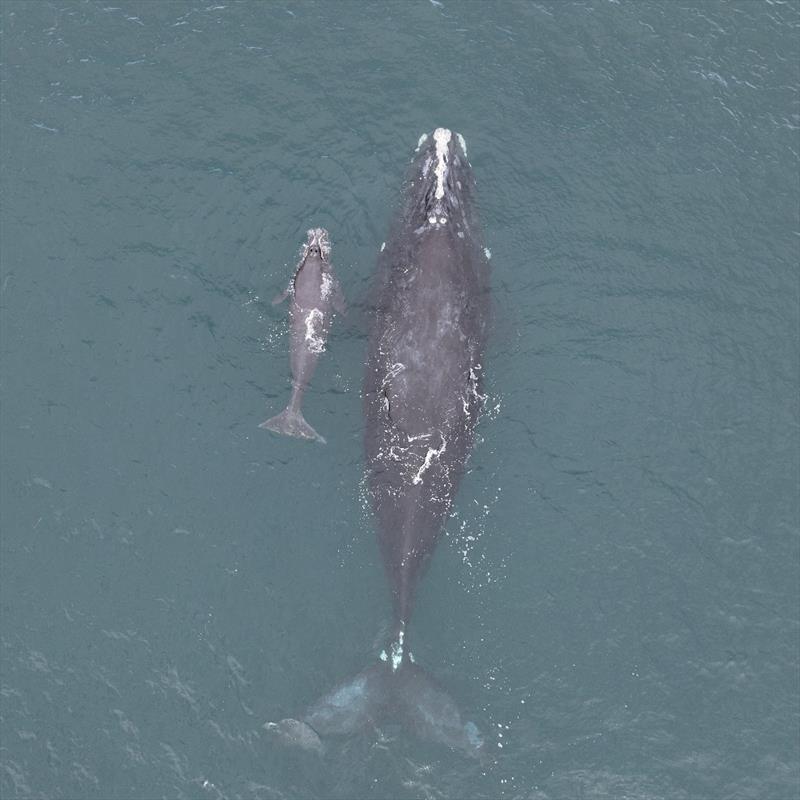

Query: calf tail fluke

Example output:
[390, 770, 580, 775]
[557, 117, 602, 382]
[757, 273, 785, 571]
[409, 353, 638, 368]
[259, 407, 326, 444]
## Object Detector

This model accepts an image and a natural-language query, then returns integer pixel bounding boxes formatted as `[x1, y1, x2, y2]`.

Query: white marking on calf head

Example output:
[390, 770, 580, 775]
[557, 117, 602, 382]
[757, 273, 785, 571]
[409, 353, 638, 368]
[303, 228, 331, 262]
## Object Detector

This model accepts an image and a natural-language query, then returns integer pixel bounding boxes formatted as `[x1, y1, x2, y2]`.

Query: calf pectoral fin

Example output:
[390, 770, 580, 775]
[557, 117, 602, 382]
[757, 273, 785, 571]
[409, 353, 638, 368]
[332, 281, 347, 315]
[272, 284, 291, 305]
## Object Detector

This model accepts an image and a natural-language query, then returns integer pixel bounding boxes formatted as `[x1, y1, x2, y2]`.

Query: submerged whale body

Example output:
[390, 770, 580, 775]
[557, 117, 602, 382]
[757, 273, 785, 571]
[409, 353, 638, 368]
[268, 129, 490, 756]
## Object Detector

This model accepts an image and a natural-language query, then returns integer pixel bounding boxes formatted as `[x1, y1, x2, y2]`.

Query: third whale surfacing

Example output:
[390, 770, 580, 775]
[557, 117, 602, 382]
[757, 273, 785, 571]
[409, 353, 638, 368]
[268, 129, 490, 757]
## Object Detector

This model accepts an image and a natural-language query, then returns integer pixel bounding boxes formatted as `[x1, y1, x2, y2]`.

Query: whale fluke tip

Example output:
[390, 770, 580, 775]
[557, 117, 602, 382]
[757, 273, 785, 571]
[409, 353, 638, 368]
[265, 718, 325, 755]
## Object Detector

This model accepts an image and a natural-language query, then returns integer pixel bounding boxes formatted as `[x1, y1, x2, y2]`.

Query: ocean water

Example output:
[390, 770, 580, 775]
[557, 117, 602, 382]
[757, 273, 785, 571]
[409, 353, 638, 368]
[1, 2, 798, 798]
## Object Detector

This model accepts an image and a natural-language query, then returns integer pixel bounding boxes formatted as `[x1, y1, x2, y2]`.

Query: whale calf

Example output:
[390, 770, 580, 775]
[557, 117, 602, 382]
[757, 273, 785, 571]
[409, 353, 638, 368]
[268, 129, 490, 756]
[260, 228, 344, 444]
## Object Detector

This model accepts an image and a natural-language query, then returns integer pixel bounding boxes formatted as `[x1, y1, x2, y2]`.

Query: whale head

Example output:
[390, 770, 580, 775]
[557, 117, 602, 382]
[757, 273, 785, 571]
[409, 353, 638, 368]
[407, 128, 473, 232]
[301, 227, 331, 263]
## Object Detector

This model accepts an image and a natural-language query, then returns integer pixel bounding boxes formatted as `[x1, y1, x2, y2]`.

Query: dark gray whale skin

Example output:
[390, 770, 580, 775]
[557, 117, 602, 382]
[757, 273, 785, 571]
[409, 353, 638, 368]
[266, 130, 490, 757]
[365, 129, 490, 634]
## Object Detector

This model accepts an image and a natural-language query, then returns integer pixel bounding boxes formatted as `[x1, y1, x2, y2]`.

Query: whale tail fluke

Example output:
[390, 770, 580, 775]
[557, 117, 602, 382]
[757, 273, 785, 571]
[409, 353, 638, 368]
[265, 660, 484, 758]
[259, 407, 326, 444]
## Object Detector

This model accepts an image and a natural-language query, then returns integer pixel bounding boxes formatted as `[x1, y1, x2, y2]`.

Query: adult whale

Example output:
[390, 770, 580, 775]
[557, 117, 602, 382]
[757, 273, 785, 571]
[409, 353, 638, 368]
[268, 128, 490, 756]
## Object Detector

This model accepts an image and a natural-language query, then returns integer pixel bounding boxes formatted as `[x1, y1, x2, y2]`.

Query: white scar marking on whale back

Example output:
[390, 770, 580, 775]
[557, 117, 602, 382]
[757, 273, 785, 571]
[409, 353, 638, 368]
[416, 133, 428, 151]
[385, 362, 405, 381]
[412, 434, 447, 485]
[304, 308, 325, 354]
[456, 132, 468, 158]
[433, 127, 451, 200]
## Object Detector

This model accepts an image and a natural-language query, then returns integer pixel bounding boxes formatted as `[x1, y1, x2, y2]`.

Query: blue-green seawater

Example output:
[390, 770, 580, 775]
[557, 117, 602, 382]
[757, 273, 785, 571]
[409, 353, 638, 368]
[1, 2, 798, 798]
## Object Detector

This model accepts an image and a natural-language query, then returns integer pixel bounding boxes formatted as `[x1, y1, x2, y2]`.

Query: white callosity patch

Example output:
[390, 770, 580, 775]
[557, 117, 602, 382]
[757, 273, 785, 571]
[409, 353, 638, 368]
[421, 154, 433, 178]
[456, 132, 468, 158]
[415, 132, 429, 152]
[380, 241, 386, 252]
[303, 227, 331, 262]
[304, 308, 325, 354]
[433, 127, 452, 200]
[484, 247, 492, 260]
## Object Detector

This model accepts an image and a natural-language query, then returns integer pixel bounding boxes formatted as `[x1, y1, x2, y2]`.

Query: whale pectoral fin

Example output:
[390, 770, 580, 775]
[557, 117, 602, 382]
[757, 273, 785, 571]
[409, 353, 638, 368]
[272, 285, 291, 305]
[395, 663, 485, 759]
[332, 280, 347, 316]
